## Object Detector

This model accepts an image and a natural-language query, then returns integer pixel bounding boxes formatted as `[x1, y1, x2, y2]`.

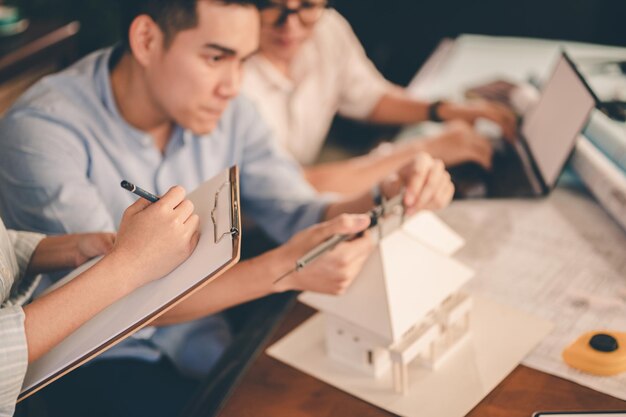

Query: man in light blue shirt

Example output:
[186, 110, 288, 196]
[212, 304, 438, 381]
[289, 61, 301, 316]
[0, 0, 454, 415]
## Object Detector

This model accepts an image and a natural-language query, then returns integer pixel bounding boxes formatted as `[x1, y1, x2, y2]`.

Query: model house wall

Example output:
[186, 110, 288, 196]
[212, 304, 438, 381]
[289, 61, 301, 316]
[299, 211, 475, 387]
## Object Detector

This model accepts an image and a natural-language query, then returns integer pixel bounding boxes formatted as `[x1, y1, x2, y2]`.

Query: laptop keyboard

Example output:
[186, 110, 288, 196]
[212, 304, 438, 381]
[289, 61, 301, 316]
[488, 145, 535, 198]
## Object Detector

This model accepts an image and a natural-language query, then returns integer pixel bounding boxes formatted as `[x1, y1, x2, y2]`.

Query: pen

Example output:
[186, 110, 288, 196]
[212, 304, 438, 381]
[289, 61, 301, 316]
[272, 231, 363, 285]
[273, 191, 405, 284]
[120, 180, 160, 203]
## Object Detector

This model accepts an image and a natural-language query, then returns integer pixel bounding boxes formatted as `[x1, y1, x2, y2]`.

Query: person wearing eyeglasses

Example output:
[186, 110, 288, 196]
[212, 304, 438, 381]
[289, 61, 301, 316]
[242, 0, 517, 195]
[0, 1, 455, 415]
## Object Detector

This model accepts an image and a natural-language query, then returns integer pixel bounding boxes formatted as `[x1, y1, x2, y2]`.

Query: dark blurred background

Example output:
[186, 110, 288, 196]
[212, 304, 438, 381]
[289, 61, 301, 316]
[7, 0, 625, 84]
[5, 0, 625, 149]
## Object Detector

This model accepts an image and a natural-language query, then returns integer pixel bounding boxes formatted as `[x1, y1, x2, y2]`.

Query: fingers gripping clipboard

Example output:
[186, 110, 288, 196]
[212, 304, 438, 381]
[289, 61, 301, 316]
[19, 166, 241, 401]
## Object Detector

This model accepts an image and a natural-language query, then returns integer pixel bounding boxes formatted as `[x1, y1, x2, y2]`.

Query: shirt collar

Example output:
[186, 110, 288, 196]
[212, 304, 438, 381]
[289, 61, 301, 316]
[97, 47, 134, 131]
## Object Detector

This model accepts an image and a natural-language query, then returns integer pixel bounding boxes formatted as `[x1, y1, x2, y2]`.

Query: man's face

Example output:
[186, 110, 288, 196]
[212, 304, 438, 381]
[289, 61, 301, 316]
[143, 1, 260, 134]
[259, 0, 325, 63]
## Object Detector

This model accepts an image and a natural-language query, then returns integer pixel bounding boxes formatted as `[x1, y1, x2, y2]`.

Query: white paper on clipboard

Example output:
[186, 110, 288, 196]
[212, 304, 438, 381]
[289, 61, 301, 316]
[20, 166, 241, 400]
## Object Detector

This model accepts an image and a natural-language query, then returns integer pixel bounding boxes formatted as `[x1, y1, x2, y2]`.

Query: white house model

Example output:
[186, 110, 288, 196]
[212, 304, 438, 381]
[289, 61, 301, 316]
[299, 210, 475, 394]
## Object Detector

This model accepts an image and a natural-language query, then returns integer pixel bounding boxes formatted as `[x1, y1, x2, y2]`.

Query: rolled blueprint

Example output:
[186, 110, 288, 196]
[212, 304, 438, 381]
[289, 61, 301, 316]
[583, 110, 626, 173]
[571, 136, 626, 230]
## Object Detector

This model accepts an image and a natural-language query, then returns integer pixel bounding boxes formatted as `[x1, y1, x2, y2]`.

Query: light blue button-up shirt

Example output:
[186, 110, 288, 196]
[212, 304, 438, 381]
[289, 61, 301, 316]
[0, 47, 330, 377]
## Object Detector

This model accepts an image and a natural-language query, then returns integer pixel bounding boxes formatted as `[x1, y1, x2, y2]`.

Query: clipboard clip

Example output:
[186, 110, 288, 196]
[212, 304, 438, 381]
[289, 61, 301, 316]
[211, 180, 240, 244]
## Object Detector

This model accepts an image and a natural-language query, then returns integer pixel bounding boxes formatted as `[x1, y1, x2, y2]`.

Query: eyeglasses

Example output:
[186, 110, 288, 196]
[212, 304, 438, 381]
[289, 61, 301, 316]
[261, 0, 329, 27]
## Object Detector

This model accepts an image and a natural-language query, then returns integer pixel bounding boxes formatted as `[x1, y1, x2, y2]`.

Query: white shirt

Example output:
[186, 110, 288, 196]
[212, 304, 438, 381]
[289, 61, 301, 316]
[242, 10, 392, 165]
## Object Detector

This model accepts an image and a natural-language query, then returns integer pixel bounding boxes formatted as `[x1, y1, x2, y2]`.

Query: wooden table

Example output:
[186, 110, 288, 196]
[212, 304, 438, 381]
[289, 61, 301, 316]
[0, 19, 79, 114]
[179, 35, 626, 417]
[213, 302, 626, 417]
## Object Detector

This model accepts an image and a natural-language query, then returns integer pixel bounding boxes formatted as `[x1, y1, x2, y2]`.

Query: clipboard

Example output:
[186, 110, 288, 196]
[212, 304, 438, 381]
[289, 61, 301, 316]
[19, 166, 241, 401]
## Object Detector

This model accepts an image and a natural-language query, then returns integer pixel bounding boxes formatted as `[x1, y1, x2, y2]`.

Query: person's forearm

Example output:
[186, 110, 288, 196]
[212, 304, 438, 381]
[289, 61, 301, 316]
[368, 91, 431, 125]
[22, 252, 138, 363]
[26, 235, 83, 275]
[323, 190, 375, 220]
[319, 130, 461, 220]
[154, 249, 291, 325]
[304, 141, 426, 196]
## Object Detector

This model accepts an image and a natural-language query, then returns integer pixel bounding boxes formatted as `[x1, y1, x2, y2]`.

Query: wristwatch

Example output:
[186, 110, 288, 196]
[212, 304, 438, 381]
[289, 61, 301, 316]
[427, 100, 446, 122]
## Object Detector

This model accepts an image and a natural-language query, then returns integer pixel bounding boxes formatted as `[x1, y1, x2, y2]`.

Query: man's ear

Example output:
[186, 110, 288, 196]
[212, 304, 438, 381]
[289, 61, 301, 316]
[128, 15, 165, 67]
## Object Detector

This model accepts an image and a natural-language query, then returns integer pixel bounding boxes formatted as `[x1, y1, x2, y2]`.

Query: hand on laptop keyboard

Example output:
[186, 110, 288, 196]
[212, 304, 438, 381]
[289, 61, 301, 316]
[474, 117, 506, 154]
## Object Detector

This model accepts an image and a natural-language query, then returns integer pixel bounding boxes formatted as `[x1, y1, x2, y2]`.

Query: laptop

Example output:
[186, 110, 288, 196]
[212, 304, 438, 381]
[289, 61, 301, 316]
[453, 52, 598, 199]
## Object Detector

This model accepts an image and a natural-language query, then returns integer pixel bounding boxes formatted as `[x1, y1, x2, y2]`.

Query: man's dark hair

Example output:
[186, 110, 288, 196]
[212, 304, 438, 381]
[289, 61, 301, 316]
[120, 0, 265, 49]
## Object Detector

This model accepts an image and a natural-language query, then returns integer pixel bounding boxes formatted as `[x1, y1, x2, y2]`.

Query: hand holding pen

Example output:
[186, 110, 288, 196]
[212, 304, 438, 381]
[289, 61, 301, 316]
[272, 214, 375, 295]
[273, 191, 405, 287]
[116, 182, 201, 287]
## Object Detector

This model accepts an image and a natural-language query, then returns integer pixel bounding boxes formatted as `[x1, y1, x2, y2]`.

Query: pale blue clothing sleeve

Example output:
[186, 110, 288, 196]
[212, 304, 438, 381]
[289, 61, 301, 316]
[0, 111, 116, 234]
[234, 97, 336, 243]
[0, 47, 334, 379]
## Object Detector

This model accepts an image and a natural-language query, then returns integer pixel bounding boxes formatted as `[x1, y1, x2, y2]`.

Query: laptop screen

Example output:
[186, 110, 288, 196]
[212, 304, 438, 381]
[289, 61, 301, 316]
[521, 54, 596, 189]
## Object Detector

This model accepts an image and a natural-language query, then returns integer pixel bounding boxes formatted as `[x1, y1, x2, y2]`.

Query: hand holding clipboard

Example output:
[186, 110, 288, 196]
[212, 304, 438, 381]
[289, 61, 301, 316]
[21, 167, 241, 401]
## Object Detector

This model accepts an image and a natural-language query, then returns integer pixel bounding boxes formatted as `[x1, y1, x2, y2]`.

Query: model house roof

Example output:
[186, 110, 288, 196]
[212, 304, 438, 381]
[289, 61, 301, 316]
[299, 212, 474, 346]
